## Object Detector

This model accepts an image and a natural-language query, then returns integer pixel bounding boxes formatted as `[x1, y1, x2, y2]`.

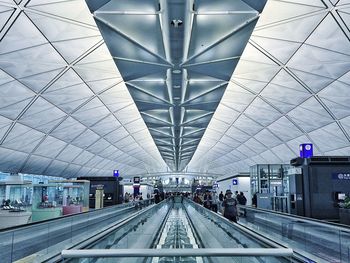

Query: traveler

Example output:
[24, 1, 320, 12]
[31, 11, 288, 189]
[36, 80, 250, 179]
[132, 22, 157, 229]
[219, 191, 224, 202]
[203, 190, 212, 209]
[154, 190, 161, 204]
[252, 192, 257, 207]
[222, 189, 238, 223]
[124, 192, 130, 203]
[237, 191, 247, 205]
[218, 191, 224, 211]
[193, 193, 202, 204]
[237, 191, 247, 217]
[211, 192, 218, 213]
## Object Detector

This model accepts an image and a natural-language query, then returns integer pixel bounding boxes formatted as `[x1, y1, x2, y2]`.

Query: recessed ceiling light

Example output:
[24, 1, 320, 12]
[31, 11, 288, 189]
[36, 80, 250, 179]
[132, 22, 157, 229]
[174, 85, 181, 88]
[172, 69, 181, 74]
[174, 97, 180, 100]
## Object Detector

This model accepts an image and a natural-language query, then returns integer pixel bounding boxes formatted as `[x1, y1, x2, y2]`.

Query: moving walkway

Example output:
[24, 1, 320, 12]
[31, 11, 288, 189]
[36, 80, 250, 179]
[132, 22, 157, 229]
[61, 199, 295, 263]
[3, 198, 349, 263]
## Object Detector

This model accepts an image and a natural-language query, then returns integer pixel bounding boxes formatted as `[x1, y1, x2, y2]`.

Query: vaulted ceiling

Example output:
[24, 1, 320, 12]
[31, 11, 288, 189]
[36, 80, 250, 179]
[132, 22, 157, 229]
[0, 0, 350, 178]
[86, 0, 268, 171]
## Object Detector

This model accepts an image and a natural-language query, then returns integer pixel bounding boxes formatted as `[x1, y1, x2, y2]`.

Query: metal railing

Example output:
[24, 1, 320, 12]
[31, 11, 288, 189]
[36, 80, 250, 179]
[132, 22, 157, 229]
[0, 199, 154, 263]
[239, 205, 350, 263]
[61, 248, 293, 258]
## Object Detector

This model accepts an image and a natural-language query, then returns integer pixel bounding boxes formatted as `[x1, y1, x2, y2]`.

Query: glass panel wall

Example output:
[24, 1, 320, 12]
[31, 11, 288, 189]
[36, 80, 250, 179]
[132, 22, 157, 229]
[250, 164, 290, 212]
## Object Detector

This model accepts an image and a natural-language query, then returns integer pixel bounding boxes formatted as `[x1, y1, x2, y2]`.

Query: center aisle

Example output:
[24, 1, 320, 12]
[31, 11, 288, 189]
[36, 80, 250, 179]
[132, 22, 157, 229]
[152, 202, 202, 263]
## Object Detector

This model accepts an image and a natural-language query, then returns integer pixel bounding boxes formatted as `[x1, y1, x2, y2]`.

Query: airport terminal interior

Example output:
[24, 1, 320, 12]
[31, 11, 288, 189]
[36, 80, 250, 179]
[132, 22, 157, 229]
[1, 0, 350, 262]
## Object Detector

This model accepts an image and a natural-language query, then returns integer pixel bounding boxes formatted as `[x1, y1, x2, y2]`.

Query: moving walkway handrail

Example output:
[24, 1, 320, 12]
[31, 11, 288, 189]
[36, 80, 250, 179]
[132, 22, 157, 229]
[186, 199, 289, 249]
[239, 204, 350, 262]
[241, 205, 350, 231]
[0, 199, 153, 232]
[71, 200, 165, 250]
[61, 248, 294, 258]
[0, 200, 154, 263]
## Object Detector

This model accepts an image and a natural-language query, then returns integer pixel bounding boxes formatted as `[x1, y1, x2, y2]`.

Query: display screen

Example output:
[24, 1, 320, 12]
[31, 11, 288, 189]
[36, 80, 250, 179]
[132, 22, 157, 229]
[338, 193, 346, 200]
[133, 177, 140, 184]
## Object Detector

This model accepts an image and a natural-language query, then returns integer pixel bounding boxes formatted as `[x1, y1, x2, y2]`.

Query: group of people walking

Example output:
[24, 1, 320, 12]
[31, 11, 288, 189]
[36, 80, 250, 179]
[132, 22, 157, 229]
[193, 189, 247, 223]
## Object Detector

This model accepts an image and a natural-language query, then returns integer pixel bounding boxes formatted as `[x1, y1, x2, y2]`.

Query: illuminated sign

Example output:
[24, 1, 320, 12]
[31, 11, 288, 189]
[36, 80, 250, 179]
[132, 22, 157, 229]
[299, 143, 313, 158]
[332, 173, 350, 180]
[133, 177, 140, 184]
[232, 179, 238, 185]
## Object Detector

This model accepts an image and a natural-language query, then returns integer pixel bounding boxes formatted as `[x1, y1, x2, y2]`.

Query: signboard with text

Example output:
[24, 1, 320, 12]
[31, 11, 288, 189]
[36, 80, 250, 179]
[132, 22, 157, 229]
[332, 173, 350, 180]
[299, 143, 313, 158]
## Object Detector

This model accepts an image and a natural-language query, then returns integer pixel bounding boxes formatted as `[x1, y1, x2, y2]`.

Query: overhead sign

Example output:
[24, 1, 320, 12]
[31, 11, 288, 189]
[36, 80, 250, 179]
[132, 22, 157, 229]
[113, 170, 119, 177]
[133, 177, 140, 184]
[299, 143, 313, 158]
[232, 179, 238, 185]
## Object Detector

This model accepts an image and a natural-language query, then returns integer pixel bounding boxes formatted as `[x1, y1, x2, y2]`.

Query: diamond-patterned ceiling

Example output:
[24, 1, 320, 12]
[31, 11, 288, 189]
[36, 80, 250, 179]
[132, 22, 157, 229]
[0, 0, 166, 178]
[85, 0, 267, 171]
[0, 0, 350, 179]
[189, 0, 350, 176]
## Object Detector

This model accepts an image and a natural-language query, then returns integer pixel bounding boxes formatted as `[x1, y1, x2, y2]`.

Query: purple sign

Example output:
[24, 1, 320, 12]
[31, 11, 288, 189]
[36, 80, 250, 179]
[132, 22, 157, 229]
[299, 143, 313, 158]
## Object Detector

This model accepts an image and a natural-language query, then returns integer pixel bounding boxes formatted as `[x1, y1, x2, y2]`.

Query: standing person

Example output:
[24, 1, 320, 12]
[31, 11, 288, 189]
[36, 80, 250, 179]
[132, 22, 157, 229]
[222, 189, 238, 223]
[238, 192, 247, 205]
[219, 191, 224, 211]
[124, 192, 130, 203]
[154, 190, 161, 204]
[203, 190, 212, 209]
[211, 191, 218, 213]
[219, 191, 224, 202]
[252, 192, 257, 207]
[237, 191, 247, 217]
[193, 193, 202, 204]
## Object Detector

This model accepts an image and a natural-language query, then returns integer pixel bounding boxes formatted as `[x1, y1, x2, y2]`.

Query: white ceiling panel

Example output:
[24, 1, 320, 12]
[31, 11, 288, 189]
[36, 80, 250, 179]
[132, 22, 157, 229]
[34, 136, 67, 159]
[2, 123, 45, 153]
[22, 155, 52, 175]
[189, 0, 350, 175]
[0, 0, 350, 178]
[308, 122, 349, 152]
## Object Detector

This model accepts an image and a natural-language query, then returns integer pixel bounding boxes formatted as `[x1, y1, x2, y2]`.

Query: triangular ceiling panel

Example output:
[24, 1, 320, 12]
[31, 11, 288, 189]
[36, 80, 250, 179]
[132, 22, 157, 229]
[306, 14, 350, 55]
[96, 14, 165, 58]
[254, 12, 327, 42]
[250, 36, 301, 64]
[0, 7, 14, 32]
[187, 15, 258, 62]
[51, 117, 86, 143]
[0, 13, 47, 54]
[52, 36, 102, 63]
[19, 68, 65, 93]
[0, 43, 67, 79]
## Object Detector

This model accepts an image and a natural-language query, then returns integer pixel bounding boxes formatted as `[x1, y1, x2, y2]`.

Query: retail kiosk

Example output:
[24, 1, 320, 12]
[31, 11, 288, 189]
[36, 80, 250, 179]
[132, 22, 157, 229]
[0, 181, 32, 228]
